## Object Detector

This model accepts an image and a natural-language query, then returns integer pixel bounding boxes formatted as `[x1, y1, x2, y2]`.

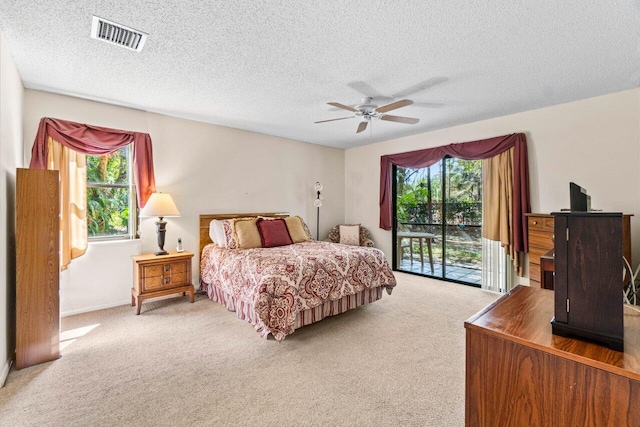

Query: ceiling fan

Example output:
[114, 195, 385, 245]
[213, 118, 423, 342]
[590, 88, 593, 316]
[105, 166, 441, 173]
[314, 97, 419, 133]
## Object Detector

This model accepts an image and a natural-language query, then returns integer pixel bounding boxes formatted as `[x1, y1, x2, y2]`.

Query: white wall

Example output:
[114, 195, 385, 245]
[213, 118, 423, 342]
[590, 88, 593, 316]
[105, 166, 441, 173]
[23, 90, 345, 315]
[0, 31, 24, 385]
[58, 240, 143, 317]
[20, 83, 640, 314]
[345, 88, 640, 283]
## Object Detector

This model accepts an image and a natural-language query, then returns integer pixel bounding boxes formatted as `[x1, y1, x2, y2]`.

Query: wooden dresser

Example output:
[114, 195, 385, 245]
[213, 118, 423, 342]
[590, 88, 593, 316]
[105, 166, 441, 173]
[465, 285, 640, 426]
[16, 168, 60, 369]
[525, 213, 555, 288]
[526, 213, 632, 288]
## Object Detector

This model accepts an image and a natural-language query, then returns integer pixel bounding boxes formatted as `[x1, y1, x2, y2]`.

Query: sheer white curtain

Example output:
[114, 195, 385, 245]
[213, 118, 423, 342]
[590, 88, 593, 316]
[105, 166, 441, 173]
[481, 238, 514, 292]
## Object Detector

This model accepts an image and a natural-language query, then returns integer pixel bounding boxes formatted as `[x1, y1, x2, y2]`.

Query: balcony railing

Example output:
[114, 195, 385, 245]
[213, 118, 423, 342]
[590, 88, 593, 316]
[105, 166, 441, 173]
[399, 201, 481, 228]
[397, 201, 482, 272]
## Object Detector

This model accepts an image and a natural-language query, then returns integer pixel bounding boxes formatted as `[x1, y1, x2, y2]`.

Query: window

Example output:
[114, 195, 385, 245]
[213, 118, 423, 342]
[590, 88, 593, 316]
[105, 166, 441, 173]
[86, 145, 138, 239]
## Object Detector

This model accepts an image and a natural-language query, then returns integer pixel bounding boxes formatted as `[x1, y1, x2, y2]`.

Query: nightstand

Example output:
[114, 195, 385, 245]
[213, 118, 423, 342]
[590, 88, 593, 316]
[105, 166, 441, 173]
[131, 251, 194, 315]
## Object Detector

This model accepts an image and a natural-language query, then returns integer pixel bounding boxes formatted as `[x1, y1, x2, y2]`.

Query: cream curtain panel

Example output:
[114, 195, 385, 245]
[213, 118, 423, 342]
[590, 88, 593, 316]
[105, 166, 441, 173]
[482, 147, 523, 277]
[46, 137, 88, 270]
[30, 117, 157, 270]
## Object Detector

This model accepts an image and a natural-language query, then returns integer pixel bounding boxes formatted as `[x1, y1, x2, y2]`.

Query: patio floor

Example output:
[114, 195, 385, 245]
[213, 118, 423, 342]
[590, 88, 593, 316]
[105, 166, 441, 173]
[397, 258, 482, 286]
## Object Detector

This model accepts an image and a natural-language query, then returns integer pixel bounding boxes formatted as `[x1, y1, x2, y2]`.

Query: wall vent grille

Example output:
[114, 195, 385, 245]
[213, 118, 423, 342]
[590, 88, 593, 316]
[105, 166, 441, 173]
[90, 16, 147, 52]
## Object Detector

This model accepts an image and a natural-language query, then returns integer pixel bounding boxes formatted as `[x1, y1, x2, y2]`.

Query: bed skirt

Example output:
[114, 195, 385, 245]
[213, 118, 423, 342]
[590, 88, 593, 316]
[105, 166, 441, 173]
[201, 280, 384, 339]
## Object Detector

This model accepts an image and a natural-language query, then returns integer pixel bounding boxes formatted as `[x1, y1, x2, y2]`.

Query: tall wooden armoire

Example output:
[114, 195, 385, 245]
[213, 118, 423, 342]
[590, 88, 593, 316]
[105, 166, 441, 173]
[16, 168, 60, 369]
[551, 212, 623, 351]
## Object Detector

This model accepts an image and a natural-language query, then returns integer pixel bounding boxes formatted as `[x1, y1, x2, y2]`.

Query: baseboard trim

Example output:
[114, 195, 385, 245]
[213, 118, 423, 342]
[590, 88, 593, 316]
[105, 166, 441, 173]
[61, 299, 131, 317]
[1, 358, 12, 387]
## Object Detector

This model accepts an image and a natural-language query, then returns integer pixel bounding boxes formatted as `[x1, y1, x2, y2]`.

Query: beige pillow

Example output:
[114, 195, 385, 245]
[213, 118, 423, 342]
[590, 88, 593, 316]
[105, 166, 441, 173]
[339, 224, 360, 246]
[285, 216, 310, 243]
[233, 218, 262, 249]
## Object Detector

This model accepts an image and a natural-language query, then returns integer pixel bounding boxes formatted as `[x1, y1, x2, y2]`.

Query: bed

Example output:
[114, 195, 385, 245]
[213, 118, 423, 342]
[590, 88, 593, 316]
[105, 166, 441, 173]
[198, 213, 396, 341]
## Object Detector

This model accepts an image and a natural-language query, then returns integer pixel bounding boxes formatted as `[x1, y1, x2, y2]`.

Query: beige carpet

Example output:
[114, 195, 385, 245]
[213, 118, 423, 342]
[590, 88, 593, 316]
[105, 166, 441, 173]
[0, 273, 498, 427]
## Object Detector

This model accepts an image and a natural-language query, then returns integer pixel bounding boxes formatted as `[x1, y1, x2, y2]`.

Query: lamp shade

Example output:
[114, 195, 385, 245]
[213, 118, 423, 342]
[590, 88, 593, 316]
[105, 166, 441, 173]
[139, 193, 181, 217]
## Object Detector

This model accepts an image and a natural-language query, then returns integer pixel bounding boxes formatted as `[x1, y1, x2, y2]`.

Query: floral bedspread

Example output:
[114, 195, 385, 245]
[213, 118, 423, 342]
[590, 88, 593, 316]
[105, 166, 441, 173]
[200, 241, 396, 341]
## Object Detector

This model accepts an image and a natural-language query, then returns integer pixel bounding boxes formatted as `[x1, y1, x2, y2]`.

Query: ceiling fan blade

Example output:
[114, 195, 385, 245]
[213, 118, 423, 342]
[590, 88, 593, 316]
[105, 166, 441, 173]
[391, 77, 449, 98]
[376, 99, 414, 113]
[380, 115, 420, 125]
[413, 102, 444, 108]
[314, 116, 355, 124]
[347, 81, 389, 101]
[327, 102, 357, 112]
[356, 121, 368, 133]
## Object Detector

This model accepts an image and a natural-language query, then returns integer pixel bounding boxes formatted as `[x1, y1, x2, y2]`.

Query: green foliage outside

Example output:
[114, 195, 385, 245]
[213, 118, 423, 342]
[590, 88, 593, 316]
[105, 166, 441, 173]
[86, 147, 131, 237]
[397, 159, 482, 226]
[396, 159, 483, 271]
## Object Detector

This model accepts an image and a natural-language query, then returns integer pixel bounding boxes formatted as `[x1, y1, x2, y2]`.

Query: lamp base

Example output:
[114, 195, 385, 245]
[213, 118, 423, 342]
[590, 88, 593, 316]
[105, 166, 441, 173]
[155, 217, 168, 256]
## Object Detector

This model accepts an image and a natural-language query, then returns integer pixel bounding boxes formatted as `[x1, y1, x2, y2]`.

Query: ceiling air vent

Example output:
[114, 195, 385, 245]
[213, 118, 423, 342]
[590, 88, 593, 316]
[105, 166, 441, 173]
[90, 16, 147, 52]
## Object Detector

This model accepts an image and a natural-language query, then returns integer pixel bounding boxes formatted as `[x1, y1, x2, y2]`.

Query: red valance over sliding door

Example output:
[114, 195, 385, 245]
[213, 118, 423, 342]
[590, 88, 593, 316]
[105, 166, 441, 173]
[379, 133, 530, 253]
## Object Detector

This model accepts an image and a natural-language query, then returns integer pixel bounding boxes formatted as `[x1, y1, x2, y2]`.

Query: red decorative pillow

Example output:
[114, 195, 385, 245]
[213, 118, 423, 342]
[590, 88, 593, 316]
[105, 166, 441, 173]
[256, 218, 293, 247]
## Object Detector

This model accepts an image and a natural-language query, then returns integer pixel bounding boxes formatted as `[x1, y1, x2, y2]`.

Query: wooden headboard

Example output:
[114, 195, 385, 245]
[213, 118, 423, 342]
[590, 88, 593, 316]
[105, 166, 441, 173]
[199, 212, 289, 260]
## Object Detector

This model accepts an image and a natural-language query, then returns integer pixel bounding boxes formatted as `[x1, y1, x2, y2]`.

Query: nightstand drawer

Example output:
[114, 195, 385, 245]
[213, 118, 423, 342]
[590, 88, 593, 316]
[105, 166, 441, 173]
[142, 275, 165, 291]
[141, 272, 188, 291]
[167, 261, 187, 274]
[143, 261, 187, 278]
[169, 272, 187, 285]
[142, 264, 164, 278]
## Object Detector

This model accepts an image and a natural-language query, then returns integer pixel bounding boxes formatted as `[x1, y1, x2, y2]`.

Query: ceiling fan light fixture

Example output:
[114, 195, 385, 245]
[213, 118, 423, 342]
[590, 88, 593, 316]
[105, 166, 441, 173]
[355, 97, 377, 111]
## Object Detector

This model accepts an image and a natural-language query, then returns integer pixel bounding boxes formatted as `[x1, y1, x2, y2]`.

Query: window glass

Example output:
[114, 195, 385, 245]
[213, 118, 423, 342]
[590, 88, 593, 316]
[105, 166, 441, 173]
[86, 146, 137, 239]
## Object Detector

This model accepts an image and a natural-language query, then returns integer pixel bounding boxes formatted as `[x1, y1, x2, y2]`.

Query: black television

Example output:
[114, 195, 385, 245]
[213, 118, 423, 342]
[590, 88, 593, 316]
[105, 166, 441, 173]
[570, 182, 591, 211]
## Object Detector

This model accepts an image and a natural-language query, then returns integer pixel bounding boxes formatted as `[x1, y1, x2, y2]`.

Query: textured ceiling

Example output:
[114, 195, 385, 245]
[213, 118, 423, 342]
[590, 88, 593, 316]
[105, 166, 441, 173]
[0, 1, 639, 149]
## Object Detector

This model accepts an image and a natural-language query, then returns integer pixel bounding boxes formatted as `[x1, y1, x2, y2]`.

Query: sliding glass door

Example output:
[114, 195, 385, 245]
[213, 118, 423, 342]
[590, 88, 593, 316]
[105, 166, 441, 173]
[394, 157, 482, 286]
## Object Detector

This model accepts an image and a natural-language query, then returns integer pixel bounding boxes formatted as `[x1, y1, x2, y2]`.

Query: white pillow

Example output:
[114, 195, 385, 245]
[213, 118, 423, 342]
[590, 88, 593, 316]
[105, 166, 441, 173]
[208, 221, 218, 245]
[209, 220, 226, 247]
[339, 225, 360, 246]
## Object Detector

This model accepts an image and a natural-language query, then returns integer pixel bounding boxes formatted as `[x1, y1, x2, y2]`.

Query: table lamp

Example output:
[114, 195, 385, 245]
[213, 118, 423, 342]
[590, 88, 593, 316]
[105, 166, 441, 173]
[140, 192, 181, 255]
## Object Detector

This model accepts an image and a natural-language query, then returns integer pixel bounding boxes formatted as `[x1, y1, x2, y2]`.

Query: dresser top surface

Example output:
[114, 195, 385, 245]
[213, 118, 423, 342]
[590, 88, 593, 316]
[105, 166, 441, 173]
[525, 213, 553, 218]
[526, 212, 633, 218]
[465, 285, 640, 381]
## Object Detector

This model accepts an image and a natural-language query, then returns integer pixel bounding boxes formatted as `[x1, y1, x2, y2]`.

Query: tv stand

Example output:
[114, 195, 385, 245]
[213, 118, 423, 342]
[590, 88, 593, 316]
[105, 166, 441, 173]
[551, 212, 623, 351]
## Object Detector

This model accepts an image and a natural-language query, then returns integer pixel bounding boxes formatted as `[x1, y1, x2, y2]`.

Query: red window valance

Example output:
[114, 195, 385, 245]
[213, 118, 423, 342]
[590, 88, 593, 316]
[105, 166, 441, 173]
[379, 133, 530, 252]
[29, 117, 156, 207]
